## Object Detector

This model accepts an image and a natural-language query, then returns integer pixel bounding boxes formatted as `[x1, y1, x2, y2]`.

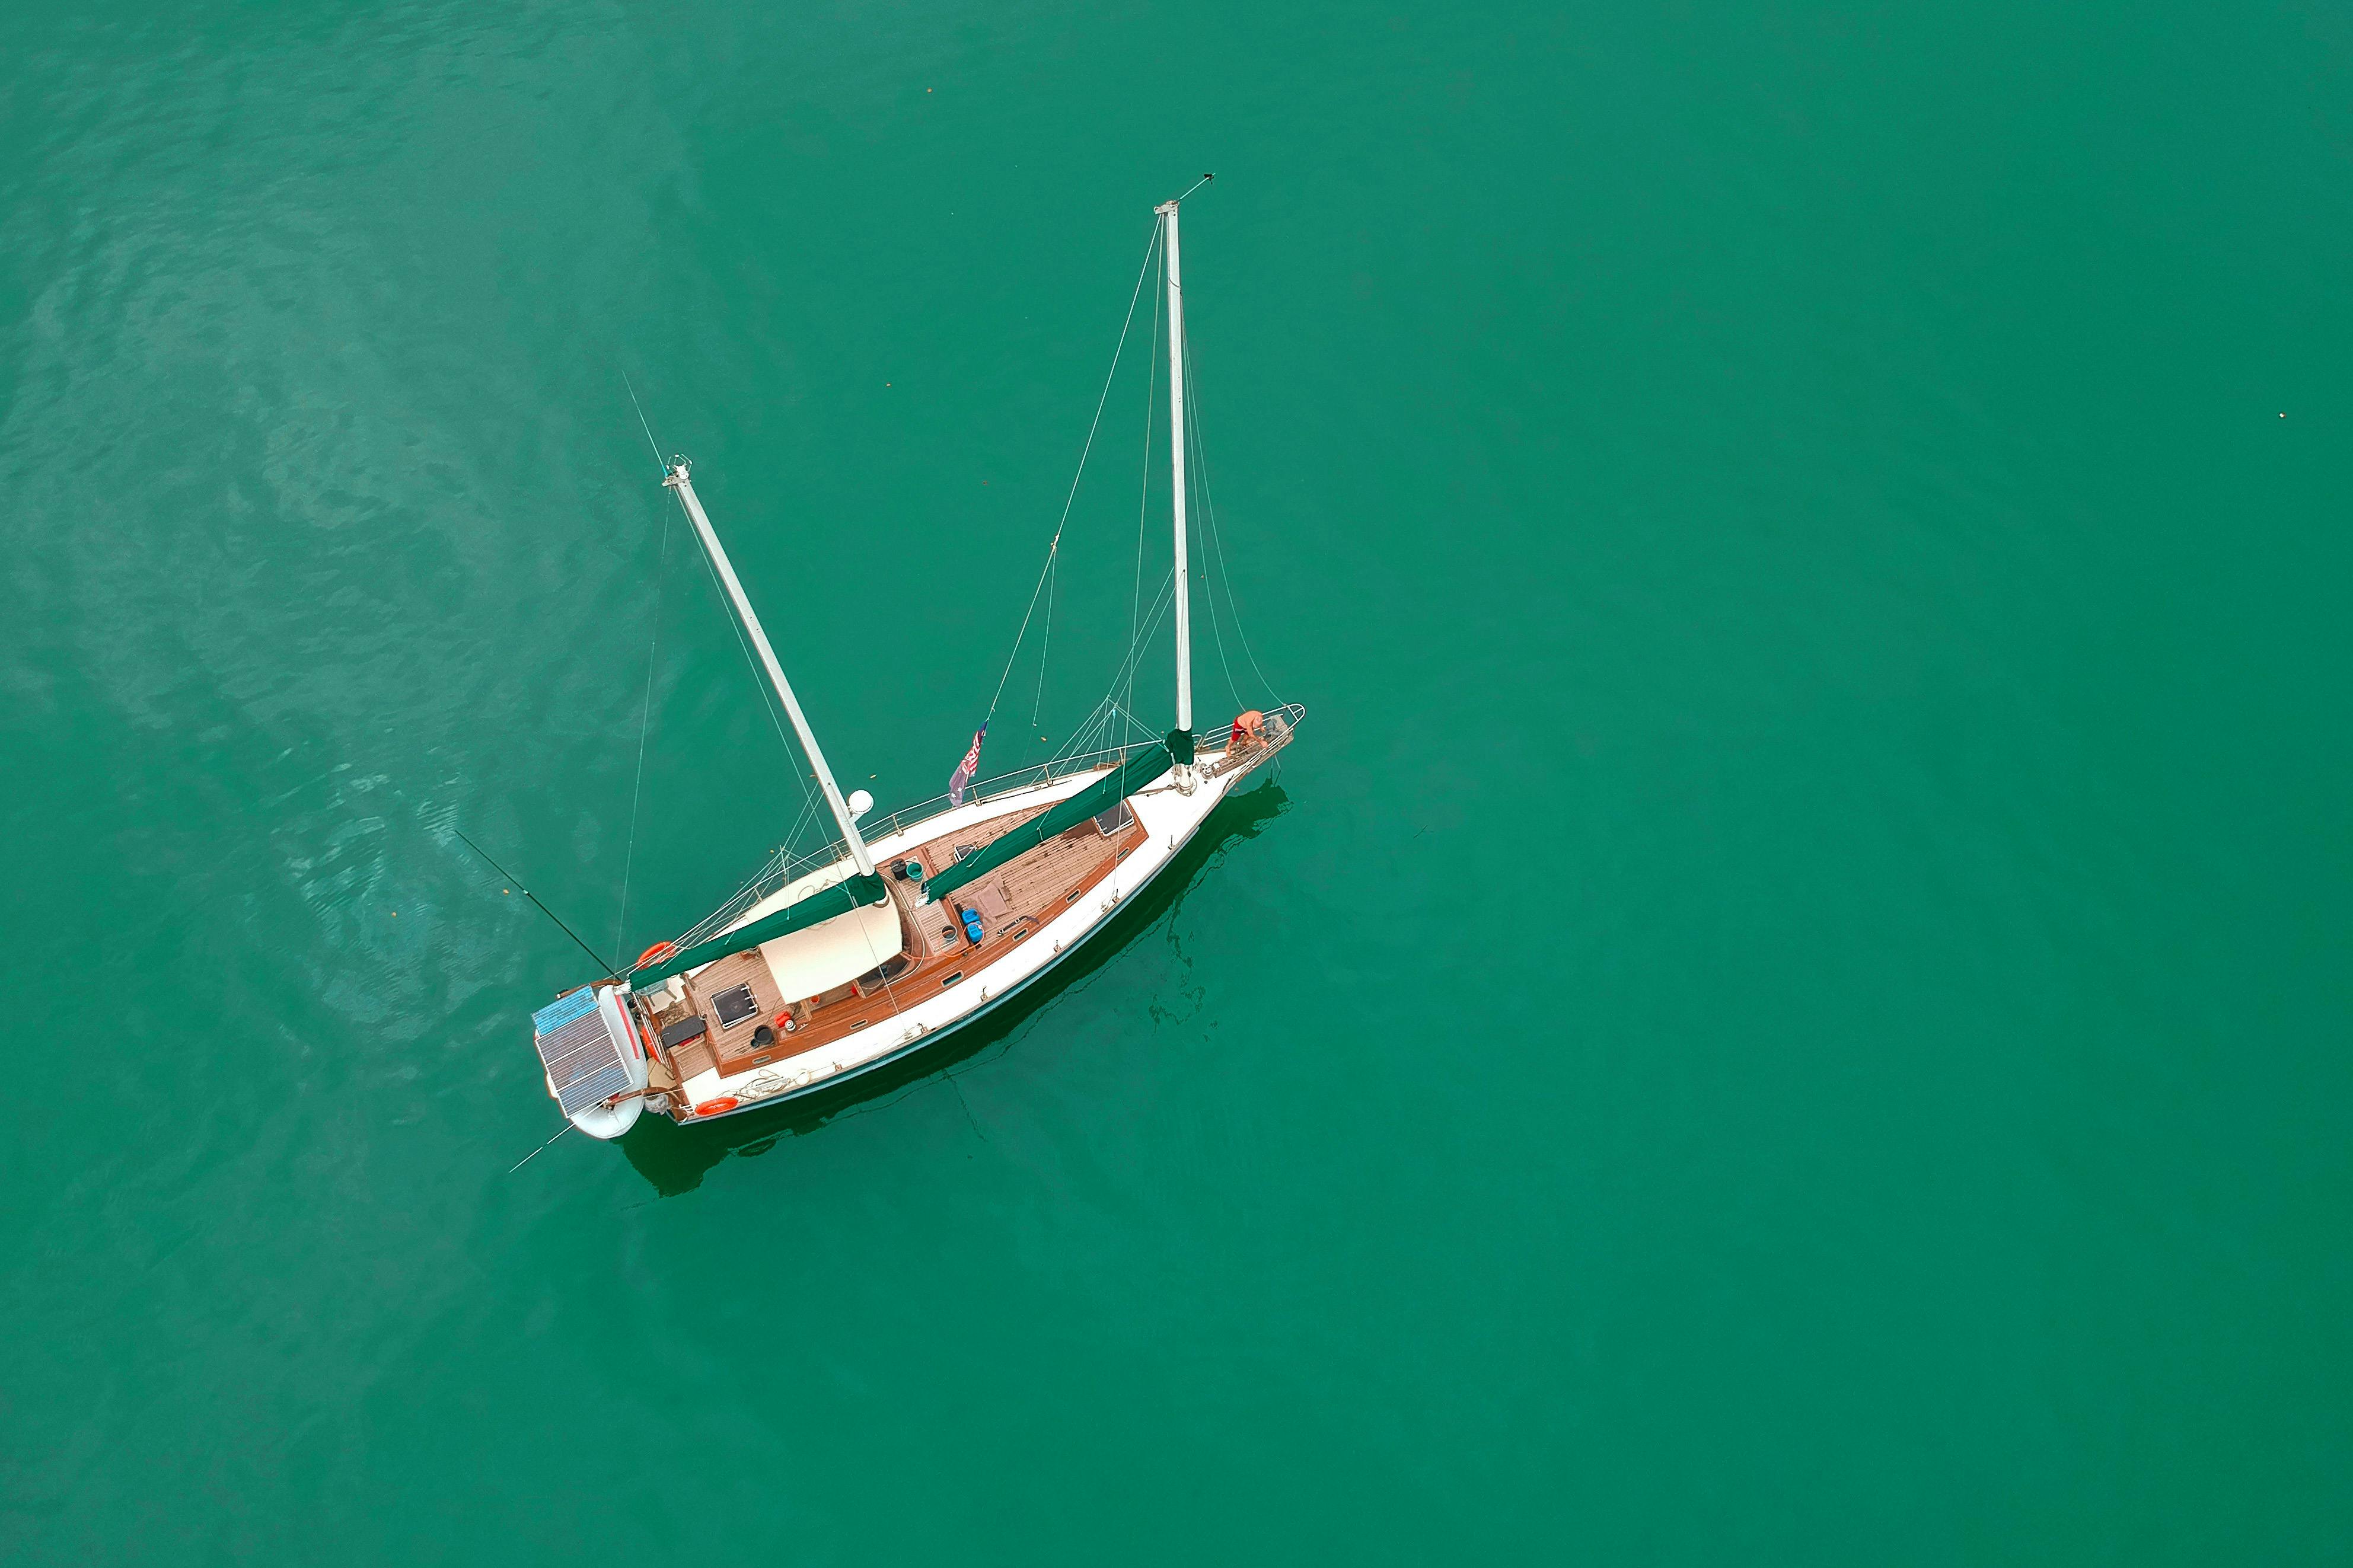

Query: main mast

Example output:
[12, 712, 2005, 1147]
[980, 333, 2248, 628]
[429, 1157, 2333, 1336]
[664, 460, 878, 877]
[1157, 195, 1197, 793]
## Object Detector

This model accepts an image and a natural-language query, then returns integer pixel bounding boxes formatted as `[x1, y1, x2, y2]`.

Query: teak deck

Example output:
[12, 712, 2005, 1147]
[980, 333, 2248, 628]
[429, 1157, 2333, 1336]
[637, 796, 1147, 1081]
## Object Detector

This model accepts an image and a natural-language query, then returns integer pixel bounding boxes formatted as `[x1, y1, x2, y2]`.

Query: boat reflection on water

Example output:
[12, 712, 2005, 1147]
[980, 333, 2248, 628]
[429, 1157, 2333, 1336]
[620, 778, 1293, 1196]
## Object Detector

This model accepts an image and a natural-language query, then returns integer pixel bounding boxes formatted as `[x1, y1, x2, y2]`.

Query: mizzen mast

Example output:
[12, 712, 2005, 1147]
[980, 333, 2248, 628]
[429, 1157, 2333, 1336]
[664, 460, 879, 877]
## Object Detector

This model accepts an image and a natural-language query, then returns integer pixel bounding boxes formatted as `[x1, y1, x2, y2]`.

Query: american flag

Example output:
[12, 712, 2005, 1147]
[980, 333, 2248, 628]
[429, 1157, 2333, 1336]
[948, 723, 987, 805]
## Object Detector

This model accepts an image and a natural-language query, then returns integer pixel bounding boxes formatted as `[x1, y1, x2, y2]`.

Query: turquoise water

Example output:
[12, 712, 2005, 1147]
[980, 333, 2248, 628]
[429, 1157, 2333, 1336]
[6, 2, 2351, 1561]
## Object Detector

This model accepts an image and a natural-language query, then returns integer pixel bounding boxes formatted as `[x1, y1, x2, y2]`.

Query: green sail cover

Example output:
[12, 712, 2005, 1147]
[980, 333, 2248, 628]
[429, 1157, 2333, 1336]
[629, 871, 889, 991]
[923, 744, 1172, 905]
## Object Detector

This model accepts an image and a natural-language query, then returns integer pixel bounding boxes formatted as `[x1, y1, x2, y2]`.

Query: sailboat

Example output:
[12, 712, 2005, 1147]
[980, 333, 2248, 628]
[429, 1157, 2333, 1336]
[528, 187, 1303, 1138]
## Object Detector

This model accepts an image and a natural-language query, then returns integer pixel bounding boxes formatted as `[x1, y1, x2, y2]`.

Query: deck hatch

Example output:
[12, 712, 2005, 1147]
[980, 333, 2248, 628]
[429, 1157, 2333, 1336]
[711, 983, 760, 1029]
[533, 989, 635, 1117]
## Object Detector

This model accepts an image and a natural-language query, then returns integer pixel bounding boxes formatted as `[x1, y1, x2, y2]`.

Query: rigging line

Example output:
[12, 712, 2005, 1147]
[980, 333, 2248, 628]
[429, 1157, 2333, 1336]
[1181, 331, 1236, 704]
[1029, 542, 1057, 727]
[1110, 564, 1179, 699]
[623, 372, 666, 475]
[1179, 346, 1243, 713]
[673, 781, 832, 949]
[686, 821, 815, 950]
[1128, 226, 1165, 722]
[686, 506, 820, 821]
[1080, 711, 1117, 762]
[1051, 697, 1115, 767]
[687, 843, 786, 935]
[619, 379, 830, 861]
[1095, 703, 1142, 758]
[1181, 330, 1282, 704]
[1068, 695, 1117, 753]
[984, 221, 1163, 722]
[1190, 400, 1252, 719]
[1051, 716, 1091, 768]
[1101, 579, 1168, 713]
[1047, 697, 1099, 764]
[1098, 563, 1178, 720]
[781, 789, 821, 859]
[676, 825, 822, 948]
[985, 536, 1056, 723]
[614, 499, 677, 959]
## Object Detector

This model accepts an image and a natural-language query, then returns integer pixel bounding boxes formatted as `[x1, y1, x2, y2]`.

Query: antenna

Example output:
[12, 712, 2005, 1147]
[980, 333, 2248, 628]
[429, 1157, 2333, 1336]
[452, 828, 618, 976]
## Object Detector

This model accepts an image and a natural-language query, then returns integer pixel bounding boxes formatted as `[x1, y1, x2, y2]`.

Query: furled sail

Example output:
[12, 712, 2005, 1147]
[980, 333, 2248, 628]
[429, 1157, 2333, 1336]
[922, 743, 1172, 905]
[629, 872, 889, 991]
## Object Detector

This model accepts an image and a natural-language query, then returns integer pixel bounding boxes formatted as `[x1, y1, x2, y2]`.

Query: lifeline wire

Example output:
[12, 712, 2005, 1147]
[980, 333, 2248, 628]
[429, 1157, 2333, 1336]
[984, 219, 1163, 723]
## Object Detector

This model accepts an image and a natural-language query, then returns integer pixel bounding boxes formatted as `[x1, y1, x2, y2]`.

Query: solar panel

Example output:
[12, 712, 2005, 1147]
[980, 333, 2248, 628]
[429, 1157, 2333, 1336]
[532, 989, 635, 1117]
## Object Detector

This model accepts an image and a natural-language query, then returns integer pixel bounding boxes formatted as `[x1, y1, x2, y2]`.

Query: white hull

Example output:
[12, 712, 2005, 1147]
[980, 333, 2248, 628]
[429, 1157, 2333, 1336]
[664, 756, 1243, 1126]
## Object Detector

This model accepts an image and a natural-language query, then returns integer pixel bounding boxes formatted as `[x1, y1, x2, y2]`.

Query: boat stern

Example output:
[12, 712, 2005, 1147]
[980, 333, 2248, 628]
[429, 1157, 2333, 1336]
[530, 985, 649, 1139]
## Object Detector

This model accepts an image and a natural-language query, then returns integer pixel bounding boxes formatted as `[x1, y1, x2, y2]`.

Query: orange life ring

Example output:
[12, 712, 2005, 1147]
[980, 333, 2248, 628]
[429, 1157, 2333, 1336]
[636, 940, 677, 969]
[691, 1097, 740, 1117]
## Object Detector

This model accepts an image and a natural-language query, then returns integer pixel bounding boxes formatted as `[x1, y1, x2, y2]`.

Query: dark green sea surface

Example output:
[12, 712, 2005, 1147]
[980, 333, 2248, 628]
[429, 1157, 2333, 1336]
[5, 2, 2350, 1561]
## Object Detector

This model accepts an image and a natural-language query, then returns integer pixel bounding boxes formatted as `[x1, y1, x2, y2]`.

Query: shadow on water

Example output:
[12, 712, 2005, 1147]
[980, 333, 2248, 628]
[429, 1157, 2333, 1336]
[618, 776, 1294, 1196]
